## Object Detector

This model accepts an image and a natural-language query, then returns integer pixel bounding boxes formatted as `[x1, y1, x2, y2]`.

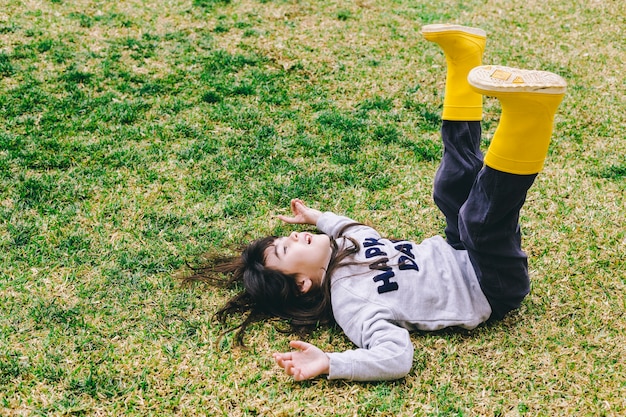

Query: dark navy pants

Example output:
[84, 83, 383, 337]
[433, 121, 536, 319]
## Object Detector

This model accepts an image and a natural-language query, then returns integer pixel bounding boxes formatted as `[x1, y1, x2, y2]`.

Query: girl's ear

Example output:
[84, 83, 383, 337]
[296, 276, 313, 294]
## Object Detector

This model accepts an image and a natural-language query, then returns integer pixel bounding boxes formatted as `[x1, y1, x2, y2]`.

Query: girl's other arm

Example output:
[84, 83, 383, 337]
[273, 341, 330, 381]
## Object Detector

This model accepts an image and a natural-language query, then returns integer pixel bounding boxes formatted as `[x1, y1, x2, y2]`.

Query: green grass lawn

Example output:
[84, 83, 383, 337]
[1, 0, 624, 415]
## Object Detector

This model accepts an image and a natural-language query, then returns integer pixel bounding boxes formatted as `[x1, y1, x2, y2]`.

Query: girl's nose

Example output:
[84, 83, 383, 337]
[289, 231, 299, 241]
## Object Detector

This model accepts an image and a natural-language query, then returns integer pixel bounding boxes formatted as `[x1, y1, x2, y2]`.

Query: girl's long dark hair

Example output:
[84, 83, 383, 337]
[180, 224, 361, 346]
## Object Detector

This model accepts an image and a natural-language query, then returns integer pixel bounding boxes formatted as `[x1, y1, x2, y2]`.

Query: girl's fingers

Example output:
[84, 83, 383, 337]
[274, 352, 290, 362]
[276, 214, 298, 224]
[290, 199, 301, 213]
[291, 199, 306, 213]
[289, 340, 309, 351]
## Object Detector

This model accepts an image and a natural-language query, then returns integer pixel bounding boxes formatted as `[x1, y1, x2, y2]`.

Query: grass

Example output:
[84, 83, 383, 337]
[0, 0, 624, 415]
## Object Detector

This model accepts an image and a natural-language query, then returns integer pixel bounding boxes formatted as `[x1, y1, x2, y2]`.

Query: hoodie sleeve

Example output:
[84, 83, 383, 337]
[326, 311, 414, 381]
[316, 212, 380, 240]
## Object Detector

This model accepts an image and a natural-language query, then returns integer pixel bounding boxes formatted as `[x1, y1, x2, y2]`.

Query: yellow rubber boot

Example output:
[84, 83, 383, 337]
[468, 65, 567, 175]
[421, 24, 486, 121]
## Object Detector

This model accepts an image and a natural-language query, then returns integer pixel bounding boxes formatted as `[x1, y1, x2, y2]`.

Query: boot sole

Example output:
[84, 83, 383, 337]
[421, 24, 486, 38]
[468, 65, 567, 95]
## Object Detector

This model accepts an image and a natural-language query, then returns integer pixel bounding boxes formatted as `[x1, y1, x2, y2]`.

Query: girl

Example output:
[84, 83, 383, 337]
[183, 24, 567, 381]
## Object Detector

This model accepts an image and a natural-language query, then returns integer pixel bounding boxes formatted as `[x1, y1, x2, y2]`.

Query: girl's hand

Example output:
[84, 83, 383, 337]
[272, 340, 330, 381]
[276, 199, 322, 226]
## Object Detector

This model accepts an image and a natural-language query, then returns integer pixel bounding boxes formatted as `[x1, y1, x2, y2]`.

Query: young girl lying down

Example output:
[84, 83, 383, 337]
[182, 24, 567, 381]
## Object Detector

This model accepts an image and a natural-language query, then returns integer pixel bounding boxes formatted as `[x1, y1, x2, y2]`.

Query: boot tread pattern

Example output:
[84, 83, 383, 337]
[469, 65, 567, 94]
[421, 24, 486, 38]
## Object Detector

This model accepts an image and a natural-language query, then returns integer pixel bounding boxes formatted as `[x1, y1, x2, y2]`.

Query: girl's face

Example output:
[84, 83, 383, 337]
[264, 232, 332, 291]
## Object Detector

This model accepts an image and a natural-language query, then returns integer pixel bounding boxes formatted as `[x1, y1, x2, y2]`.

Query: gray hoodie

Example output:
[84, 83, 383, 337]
[317, 212, 492, 381]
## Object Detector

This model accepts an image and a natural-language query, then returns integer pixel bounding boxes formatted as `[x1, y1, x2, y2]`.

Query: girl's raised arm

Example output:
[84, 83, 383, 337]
[276, 198, 322, 226]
